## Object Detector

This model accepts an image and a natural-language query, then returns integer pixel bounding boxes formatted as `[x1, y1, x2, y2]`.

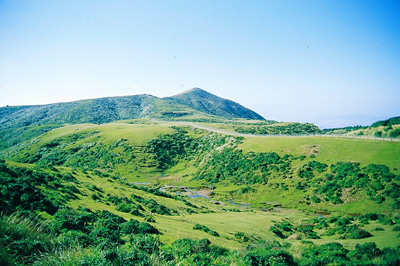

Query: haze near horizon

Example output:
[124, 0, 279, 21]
[1, 1, 399, 128]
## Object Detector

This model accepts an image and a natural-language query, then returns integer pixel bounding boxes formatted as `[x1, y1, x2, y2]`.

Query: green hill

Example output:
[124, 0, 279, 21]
[0, 88, 265, 128]
[165, 88, 265, 120]
[0, 88, 267, 150]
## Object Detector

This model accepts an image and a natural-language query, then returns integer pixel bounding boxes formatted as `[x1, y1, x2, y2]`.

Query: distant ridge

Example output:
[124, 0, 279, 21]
[165, 88, 265, 120]
[0, 88, 265, 128]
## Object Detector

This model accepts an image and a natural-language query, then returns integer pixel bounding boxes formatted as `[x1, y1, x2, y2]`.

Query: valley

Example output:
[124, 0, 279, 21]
[1, 90, 400, 265]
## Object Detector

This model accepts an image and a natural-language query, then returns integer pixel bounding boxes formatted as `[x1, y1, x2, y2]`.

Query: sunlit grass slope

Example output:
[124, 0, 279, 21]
[240, 136, 400, 170]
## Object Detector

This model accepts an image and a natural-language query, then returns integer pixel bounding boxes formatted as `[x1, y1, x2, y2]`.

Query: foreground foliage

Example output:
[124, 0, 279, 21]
[2, 211, 400, 266]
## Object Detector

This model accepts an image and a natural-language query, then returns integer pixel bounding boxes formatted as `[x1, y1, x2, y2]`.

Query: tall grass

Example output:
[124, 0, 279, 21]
[0, 212, 56, 265]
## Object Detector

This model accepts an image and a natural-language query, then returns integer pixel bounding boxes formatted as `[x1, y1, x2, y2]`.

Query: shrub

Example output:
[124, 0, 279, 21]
[389, 128, 400, 138]
[304, 243, 351, 265]
[193, 224, 219, 237]
[169, 238, 224, 258]
[375, 247, 400, 266]
[392, 225, 400, 231]
[244, 241, 295, 266]
[351, 242, 381, 260]
[344, 226, 372, 239]
[235, 232, 249, 242]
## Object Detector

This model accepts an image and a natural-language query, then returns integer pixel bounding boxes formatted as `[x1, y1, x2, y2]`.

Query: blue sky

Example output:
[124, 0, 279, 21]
[1, 1, 399, 128]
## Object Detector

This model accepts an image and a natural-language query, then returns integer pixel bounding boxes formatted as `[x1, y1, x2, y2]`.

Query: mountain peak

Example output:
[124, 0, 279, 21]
[166, 88, 265, 120]
[172, 87, 208, 97]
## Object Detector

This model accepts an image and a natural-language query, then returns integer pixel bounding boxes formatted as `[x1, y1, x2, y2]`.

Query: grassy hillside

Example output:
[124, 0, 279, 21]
[2, 119, 400, 265]
[240, 136, 400, 170]
[3, 120, 400, 213]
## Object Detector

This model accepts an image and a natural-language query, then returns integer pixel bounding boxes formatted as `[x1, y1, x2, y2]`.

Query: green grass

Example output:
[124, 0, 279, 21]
[240, 136, 400, 170]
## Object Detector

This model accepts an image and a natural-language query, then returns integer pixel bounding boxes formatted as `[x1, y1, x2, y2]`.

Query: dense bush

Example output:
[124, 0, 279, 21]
[234, 122, 321, 135]
[193, 224, 219, 237]
[300, 242, 350, 265]
[244, 240, 295, 266]
[147, 129, 193, 169]
[343, 225, 372, 239]
[195, 148, 290, 185]
[0, 162, 59, 215]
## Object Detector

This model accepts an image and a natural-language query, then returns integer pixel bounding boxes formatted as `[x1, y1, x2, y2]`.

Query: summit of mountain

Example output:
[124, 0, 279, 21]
[165, 88, 265, 120]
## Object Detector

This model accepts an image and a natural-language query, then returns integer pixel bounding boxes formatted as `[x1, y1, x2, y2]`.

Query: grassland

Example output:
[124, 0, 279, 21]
[2, 119, 400, 261]
[240, 136, 400, 170]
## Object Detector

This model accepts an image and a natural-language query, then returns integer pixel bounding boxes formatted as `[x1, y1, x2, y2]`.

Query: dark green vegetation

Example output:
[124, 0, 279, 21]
[1, 91, 400, 265]
[2, 209, 400, 265]
[371, 117, 400, 128]
[234, 122, 321, 135]
[193, 224, 220, 237]
[269, 214, 394, 240]
[323, 116, 400, 138]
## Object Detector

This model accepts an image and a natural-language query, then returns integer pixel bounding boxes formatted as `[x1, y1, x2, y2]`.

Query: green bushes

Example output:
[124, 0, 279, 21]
[270, 214, 385, 241]
[299, 241, 400, 266]
[244, 240, 295, 266]
[389, 128, 400, 138]
[234, 122, 321, 135]
[343, 225, 372, 239]
[0, 163, 59, 215]
[2, 211, 400, 266]
[300, 242, 349, 265]
[195, 148, 289, 185]
[296, 223, 320, 239]
[35, 235, 171, 266]
[193, 224, 219, 237]
[167, 238, 228, 265]
[270, 221, 294, 239]
[147, 128, 196, 169]
[234, 232, 249, 242]
[51, 207, 160, 249]
[295, 161, 400, 205]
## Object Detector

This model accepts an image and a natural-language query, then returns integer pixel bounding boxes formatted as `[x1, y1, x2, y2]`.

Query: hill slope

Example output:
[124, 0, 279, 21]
[0, 94, 159, 127]
[165, 88, 265, 120]
[0, 88, 265, 128]
[0, 88, 266, 149]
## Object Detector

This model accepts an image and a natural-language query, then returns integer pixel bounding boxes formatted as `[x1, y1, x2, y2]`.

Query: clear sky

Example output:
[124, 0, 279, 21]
[1, 1, 399, 128]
